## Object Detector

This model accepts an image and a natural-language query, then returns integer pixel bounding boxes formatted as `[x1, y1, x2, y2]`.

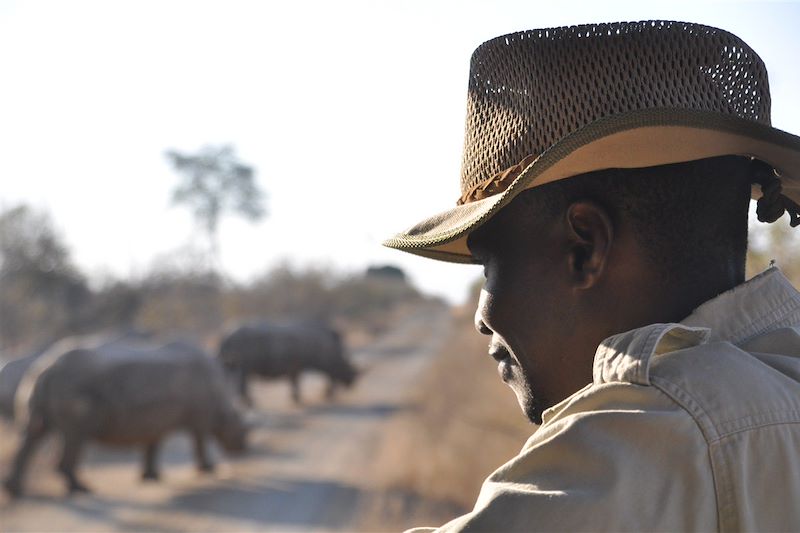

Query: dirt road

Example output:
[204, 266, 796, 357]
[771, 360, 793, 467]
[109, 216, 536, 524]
[0, 302, 453, 532]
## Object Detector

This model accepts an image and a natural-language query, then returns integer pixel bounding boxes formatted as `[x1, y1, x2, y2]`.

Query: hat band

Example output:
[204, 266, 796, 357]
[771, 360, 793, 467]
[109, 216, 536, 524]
[459, 151, 800, 226]
[458, 154, 538, 205]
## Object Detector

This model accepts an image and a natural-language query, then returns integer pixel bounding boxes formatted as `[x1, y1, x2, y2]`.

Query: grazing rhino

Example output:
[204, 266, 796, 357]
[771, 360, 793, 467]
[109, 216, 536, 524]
[4, 340, 247, 497]
[218, 321, 359, 405]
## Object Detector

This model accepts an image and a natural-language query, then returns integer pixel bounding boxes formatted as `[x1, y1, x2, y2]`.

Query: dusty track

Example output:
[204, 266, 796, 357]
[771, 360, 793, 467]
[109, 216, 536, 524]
[0, 302, 452, 532]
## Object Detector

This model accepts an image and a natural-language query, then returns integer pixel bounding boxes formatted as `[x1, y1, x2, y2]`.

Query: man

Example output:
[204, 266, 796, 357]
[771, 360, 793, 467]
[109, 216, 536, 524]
[384, 21, 800, 531]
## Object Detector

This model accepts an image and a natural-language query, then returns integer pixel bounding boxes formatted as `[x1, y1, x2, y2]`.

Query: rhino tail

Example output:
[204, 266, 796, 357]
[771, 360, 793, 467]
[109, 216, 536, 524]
[14, 363, 50, 434]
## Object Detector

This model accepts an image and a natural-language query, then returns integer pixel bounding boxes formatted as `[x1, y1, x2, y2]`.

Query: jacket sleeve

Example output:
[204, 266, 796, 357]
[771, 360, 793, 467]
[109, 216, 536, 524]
[429, 382, 718, 532]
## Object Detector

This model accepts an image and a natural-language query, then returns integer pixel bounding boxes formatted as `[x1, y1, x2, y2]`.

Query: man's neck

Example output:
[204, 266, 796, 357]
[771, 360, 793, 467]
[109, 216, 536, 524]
[639, 270, 745, 327]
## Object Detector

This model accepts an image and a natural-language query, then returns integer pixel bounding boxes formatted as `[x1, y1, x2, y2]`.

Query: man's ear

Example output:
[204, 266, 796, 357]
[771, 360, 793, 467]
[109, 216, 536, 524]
[564, 201, 614, 290]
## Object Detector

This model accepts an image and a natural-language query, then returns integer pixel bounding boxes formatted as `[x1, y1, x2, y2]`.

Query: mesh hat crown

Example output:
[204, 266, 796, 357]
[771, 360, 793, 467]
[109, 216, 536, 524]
[384, 21, 800, 263]
[461, 21, 769, 201]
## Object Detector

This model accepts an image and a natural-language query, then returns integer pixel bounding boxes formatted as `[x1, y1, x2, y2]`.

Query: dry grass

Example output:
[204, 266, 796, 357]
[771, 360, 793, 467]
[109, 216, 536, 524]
[360, 305, 534, 529]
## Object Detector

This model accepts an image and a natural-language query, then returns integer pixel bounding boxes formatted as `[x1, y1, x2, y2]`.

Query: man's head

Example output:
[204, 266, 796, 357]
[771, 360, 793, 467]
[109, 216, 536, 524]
[384, 21, 800, 421]
[385, 22, 800, 263]
[468, 156, 753, 423]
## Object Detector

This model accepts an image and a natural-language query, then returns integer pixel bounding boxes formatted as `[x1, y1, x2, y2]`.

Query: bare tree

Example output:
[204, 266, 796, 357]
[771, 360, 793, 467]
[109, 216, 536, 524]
[166, 145, 266, 266]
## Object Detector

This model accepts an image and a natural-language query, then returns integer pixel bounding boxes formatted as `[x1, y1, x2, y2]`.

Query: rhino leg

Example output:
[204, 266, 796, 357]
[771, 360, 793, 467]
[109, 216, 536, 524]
[4, 423, 47, 498]
[238, 369, 253, 407]
[141, 441, 160, 481]
[193, 432, 214, 473]
[290, 373, 302, 404]
[325, 380, 337, 401]
[58, 430, 90, 494]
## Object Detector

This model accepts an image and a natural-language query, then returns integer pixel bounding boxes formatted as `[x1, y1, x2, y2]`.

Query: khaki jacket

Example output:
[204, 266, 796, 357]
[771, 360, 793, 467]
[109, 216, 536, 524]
[413, 268, 800, 532]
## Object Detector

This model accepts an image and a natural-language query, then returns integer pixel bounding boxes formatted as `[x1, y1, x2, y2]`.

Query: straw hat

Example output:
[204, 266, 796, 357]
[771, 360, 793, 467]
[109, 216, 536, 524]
[383, 21, 800, 263]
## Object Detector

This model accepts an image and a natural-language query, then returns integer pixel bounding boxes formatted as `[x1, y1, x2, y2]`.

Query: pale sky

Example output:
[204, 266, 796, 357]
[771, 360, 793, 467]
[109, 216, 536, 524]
[1, 0, 799, 303]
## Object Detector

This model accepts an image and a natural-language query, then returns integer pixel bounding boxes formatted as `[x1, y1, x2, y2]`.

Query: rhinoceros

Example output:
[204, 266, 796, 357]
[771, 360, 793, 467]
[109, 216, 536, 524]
[4, 340, 247, 497]
[218, 321, 359, 405]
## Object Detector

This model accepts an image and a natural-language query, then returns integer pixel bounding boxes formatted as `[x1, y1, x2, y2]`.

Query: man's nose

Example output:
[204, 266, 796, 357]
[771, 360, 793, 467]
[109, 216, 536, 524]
[475, 317, 492, 336]
[474, 307, 492, 336]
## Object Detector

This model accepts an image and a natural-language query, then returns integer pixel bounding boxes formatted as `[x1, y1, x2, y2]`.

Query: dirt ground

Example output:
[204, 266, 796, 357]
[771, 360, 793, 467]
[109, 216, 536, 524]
[0, 301, 458, 532]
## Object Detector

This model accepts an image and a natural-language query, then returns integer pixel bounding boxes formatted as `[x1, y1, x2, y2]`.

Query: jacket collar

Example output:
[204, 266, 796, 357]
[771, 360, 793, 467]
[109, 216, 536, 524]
[681, 267, 800, 344]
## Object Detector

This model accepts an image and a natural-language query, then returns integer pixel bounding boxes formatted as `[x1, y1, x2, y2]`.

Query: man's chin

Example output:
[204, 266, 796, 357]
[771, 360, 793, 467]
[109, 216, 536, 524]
[511, 384, 545, 425]
[519, 397, 545, 425]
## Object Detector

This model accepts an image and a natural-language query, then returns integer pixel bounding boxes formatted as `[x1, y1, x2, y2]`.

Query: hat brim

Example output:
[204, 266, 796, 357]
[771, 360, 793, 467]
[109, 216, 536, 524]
[383, 108, 800, 264]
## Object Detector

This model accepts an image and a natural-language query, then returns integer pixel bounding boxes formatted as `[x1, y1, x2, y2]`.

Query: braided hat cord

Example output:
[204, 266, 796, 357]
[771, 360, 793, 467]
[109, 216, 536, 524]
[752, 160, 800, 227]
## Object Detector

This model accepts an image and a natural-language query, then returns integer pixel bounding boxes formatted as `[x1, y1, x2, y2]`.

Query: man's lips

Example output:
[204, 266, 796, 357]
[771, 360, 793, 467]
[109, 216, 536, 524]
[488, 344, 512, 362]
[489, 344, 515, 382]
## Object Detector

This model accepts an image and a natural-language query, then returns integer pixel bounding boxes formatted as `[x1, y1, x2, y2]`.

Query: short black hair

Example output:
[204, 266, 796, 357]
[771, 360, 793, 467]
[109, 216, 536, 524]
[517, 155, 753, 286]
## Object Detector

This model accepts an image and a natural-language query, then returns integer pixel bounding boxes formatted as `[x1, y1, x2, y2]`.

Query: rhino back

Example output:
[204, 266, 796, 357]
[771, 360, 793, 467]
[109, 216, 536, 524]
[224, 322, 348, 377]
[10, 331, 153, 425]
[222, 325, 299, 377]
[23, 342, 233, 445]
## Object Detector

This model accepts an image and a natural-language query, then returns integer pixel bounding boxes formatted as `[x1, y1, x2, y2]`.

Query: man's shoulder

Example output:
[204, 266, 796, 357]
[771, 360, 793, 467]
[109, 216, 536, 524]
[644, 326, 800, 530]
[585, 320, 800, 443]
[648, 329, 800, 442]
